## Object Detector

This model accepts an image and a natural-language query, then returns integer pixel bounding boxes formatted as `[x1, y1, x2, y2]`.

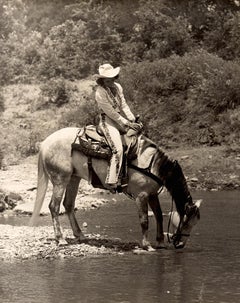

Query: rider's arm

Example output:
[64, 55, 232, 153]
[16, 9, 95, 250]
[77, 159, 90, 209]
[115, 83, 135, 122]
[95, 87, 130, 129]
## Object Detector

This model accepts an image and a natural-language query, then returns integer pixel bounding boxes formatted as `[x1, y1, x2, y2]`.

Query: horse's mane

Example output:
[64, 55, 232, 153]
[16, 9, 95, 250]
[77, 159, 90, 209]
[129, 134, 192, 216]
[154, 147, 193, 216]
[140, 135, 157, 152]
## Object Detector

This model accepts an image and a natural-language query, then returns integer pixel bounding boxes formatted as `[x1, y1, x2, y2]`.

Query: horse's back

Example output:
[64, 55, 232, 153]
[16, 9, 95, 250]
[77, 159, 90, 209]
[40, 127, 81, 175]
[42, 127, 79, 146]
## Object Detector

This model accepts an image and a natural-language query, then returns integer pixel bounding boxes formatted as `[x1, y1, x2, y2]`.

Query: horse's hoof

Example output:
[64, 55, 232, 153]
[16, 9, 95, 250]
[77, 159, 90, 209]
[147, 246, 156, 252]
[142, 245, 156, 252]
[73, 235, 87, 244]
[174, 241, 185, 249]
[156, 241, 166, 249]
[79, 234, 87, 242]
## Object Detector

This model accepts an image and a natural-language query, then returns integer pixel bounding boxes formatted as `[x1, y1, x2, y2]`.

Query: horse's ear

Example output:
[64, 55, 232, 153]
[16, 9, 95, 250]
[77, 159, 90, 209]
[194, 199, 202, 208]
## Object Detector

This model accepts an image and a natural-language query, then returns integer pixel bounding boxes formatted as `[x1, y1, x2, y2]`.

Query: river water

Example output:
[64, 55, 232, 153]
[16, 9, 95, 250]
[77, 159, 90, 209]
[0, 191, 240, 303]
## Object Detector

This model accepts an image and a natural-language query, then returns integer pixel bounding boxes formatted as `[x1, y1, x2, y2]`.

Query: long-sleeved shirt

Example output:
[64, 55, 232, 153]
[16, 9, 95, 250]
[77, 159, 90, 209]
[95, 82, 135, 130]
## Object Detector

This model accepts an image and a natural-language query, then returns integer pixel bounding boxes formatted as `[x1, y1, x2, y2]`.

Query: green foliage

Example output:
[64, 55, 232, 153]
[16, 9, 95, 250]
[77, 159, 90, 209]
[1, 0, 240, 85]
[126, 1, 193, 61]
[199, 10, 240, 60]
[37, 2, 122, 80]
[0, 89, 5, 113]
[0, 148, 3, 168]
[195, 59, 240, 114]
[0, 0, 26, 39]
[14, 130, 37, 157]
[121, 50, 240, 146]
[38, 77, 76, 108]
[58, 95, 98, 128]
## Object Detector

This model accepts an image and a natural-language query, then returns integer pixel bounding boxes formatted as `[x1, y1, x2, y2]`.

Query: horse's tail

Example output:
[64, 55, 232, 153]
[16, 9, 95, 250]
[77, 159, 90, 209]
[29, 149, 49, 226]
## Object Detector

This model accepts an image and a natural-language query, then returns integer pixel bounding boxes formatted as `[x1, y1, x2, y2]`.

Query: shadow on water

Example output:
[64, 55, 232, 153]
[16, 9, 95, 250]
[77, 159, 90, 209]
[0, 190, 240, 303]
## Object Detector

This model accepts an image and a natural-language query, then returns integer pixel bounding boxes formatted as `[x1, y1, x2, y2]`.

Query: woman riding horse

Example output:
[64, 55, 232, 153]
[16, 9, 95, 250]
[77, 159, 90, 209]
[95, 63, 142, 191]
[29, 66, 201, 250]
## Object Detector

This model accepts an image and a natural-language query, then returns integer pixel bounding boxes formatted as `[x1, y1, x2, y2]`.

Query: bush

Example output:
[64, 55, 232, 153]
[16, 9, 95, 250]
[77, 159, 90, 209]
[37, 12, 122, 80]
[120, 50, 240, 146]
[123, 0, 194, 63]
[195, 59, 240, 114]
[58, 94, 98, 128]
[38, 77, 77, 109]
[0, 148, 3, 168]
[0, 89, 5, 113]
[216, 110, 240, 144]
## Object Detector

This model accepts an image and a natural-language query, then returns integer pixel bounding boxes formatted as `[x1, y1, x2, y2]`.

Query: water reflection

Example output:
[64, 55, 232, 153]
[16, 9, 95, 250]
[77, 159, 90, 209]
[1, 191, 240, 303]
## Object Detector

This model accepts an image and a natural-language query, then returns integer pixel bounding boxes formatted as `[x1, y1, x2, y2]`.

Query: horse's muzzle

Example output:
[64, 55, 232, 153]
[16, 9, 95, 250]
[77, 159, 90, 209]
[172, 232, 189, 249]
[174, 240, 185, 249]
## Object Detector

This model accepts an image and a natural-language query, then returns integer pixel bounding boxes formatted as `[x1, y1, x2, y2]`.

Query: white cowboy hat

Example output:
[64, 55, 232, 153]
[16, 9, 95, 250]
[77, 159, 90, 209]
[96, 63, 120, 78]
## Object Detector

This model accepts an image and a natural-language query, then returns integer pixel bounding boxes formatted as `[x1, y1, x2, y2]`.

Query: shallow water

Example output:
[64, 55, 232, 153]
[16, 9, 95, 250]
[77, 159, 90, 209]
[1, 191, 240, 303]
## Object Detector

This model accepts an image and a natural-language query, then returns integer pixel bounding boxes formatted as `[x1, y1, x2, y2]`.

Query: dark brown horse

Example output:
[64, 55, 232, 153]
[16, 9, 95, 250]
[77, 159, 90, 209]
[29, 127, 201, 250]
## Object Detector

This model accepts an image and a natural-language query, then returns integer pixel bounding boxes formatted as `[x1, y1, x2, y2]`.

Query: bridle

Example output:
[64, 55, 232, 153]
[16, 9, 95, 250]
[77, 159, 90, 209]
[166, 198, 191, 244]
[128, 148, 196, 246]
[170, 199, 200, 246]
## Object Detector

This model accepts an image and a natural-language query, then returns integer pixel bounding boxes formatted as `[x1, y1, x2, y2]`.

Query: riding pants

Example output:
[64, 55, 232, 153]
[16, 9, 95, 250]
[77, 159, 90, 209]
[99, 114, 123, 185]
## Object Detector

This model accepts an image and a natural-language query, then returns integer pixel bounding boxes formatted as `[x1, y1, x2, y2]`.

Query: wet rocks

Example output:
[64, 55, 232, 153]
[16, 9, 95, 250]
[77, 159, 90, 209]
[0, 225, 120, 261]
[0, 191, 20, 213]
[0, 201, 6, 212]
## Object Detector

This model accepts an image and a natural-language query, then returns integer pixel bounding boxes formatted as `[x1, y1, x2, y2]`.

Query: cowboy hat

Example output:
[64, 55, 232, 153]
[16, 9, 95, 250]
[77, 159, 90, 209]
[95, 63, 120, 79]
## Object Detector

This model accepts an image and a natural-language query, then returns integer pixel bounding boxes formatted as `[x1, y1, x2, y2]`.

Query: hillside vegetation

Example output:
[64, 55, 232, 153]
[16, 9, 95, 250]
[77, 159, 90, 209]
[0, 0, 240, 172]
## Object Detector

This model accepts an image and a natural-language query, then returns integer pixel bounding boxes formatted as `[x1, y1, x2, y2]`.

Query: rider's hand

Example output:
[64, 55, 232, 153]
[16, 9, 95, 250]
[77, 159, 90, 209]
[128, 122, 143, 132]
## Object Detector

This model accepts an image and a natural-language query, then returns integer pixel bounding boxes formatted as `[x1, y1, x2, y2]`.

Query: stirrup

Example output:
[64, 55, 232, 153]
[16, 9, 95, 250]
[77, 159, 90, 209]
[120, 177, 128, 188]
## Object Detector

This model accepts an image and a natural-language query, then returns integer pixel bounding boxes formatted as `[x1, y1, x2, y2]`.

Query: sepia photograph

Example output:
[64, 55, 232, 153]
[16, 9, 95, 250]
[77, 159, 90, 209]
[0, 1, 239, 302]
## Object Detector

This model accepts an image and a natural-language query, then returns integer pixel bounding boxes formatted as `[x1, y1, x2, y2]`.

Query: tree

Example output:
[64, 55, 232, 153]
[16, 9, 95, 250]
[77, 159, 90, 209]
[122, 0, 193, 63]
[37, 1, 123, 80]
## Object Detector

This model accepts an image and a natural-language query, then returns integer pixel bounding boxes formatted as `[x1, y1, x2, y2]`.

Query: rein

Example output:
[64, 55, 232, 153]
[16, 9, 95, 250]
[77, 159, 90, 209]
[167, 197, 192, 244]
[170, 209, 191, 244]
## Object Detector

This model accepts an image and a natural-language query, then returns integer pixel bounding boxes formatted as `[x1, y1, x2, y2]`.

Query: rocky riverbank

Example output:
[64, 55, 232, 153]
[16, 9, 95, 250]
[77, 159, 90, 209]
[0, 224, 143, 261]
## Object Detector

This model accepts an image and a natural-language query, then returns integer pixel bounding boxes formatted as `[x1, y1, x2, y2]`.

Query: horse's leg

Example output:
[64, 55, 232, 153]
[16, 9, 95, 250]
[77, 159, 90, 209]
[49, 184, 66, 245]
[148, 194, 165, 248]
[135, 192, 154, 250]
[63, 175, 85, 242]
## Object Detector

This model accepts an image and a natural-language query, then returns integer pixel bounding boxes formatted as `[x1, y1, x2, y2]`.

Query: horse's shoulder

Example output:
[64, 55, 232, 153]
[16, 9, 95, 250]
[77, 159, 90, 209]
[139, 135, 157, 153]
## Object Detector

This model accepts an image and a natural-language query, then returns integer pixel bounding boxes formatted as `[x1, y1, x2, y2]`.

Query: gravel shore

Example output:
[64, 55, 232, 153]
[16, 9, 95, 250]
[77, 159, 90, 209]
[0, 224, 141, 262]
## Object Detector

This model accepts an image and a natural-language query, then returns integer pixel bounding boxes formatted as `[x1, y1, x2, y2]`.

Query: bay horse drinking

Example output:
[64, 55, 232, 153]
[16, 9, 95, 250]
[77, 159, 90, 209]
[29, 127, 201, 249]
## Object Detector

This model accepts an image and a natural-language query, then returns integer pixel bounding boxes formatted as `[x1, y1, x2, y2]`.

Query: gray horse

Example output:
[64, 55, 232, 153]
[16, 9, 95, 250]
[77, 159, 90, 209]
[29, 127, 201, 250]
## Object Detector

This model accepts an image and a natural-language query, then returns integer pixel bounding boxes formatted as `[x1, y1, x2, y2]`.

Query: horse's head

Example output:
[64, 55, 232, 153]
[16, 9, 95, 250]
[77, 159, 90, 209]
[171, 199, 202, 249]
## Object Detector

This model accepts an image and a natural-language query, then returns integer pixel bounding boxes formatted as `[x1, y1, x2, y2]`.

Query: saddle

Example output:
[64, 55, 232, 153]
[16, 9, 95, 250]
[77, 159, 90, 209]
[71, 125, 138, 161]
[71, 125, 139, 190]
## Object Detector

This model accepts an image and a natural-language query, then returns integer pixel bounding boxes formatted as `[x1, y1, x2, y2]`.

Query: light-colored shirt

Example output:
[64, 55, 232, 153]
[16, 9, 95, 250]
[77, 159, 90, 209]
[95, 82, 135, 129]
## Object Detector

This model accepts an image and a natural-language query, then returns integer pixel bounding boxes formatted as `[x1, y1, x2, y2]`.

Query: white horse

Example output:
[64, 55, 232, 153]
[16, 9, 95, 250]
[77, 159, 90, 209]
[29, 127, 201, 250]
